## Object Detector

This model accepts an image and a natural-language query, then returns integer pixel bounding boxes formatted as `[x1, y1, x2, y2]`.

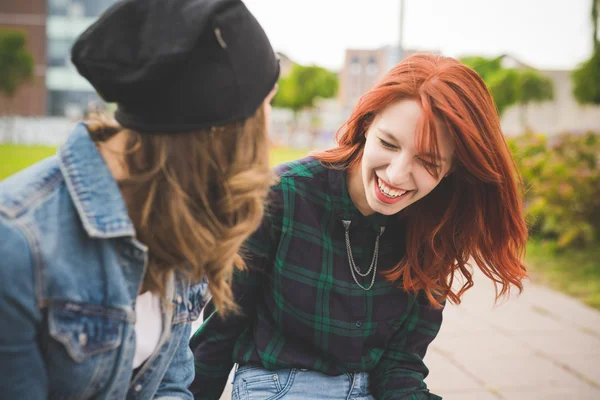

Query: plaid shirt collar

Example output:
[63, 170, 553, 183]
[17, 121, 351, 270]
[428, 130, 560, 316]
[326, 165, 389, 232]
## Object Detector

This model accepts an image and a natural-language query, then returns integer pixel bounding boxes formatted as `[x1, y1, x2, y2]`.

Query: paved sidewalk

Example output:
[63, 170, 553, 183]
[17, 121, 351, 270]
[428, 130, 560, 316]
[425, 272, 600, 399]
[194, 273, 600, 399]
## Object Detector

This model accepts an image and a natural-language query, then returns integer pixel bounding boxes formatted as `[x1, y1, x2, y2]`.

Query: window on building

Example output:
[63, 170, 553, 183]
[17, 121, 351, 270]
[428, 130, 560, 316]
[366, 56, 378, 76]
[350, 55, 361, 75]
[76, 0, 119, 17]
[48, 90, 103, 117]
[48, 38, 73, 67]
[67, 2, 85, 18]
[49, 0, 70, 16]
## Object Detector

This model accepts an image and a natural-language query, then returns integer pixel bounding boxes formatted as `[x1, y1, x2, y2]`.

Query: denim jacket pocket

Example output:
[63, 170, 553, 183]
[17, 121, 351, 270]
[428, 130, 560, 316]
[48, 301, 125, 363]
[233, 366, 297, 400]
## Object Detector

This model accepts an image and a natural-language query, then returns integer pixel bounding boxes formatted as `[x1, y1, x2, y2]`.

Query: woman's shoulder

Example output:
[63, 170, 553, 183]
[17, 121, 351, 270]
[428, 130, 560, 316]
[0, 211, 37, 311]
[273, 155, 330, 183]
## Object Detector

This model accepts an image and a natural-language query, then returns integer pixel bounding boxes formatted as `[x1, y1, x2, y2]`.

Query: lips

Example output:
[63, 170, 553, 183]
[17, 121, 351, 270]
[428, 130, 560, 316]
[374, 175, 412, 204]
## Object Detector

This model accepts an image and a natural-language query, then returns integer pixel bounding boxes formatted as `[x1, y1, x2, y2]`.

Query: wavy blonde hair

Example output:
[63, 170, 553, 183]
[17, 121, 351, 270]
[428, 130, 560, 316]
[87, 106, 272, 316]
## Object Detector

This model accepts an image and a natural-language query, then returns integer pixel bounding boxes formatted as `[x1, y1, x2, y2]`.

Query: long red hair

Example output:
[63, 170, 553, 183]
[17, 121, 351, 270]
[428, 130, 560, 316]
[314, 53, 528, 307]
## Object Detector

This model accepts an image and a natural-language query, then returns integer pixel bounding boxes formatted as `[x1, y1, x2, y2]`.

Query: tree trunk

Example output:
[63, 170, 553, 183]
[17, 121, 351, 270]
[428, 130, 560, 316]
[519, 102, 530, 133]
[0, 98, 16, 144]
[593, 0, 599, 50]
[309, 107, 321, 149]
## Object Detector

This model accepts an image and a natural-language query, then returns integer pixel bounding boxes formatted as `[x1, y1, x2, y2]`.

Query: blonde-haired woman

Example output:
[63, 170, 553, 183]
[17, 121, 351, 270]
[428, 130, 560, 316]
[0, 0, 279, 399]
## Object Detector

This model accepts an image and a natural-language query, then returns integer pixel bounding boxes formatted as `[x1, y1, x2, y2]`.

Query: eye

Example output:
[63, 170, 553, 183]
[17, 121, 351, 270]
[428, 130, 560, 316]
[378, 138, 398, 150]
[418, 158, 441, 169]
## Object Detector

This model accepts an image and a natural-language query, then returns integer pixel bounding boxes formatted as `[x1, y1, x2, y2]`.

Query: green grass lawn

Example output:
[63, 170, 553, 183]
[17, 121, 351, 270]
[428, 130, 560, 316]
[526, 240, 600, 310]
[270, 147, 310, 166]
[0, 144, 58, 180]
[0, 144, 310, 181]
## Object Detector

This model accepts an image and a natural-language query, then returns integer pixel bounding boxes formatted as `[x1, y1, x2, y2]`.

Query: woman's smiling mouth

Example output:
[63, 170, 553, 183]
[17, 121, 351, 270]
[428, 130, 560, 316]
[374, 175, 413, 204]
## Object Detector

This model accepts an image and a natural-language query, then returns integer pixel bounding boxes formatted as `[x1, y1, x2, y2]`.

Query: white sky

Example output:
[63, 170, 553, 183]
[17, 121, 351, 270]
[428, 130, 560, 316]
[243, 0, 594, 71]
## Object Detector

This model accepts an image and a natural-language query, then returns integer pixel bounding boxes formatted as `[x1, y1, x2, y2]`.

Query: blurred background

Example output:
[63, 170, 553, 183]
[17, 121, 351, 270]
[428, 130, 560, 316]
[1, 1, 600, 398]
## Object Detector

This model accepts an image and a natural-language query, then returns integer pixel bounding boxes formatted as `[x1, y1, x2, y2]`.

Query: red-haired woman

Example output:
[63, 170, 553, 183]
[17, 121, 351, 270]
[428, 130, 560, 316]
[191, 53, 528, 400]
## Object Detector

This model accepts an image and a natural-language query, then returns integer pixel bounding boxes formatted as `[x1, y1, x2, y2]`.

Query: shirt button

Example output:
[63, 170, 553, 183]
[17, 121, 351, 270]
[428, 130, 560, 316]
[134, 384, 142, 392]
[355, 320, 363, 328]
[78, 332, 88, 346]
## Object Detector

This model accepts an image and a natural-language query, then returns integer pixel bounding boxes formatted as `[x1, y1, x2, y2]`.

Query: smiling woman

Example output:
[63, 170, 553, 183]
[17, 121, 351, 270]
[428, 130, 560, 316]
[191, 53, 528, 400]
[346, 99, 455, 217]
[318, 53, 528, 308]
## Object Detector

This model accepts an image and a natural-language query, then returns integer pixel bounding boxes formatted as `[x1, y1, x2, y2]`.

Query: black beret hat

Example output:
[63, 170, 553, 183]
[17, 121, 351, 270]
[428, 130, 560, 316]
[71, 0, 280, 133]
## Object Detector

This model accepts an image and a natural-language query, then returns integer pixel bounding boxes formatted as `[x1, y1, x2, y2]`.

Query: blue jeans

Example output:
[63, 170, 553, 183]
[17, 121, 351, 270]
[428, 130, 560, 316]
[231, 364, 375, 400]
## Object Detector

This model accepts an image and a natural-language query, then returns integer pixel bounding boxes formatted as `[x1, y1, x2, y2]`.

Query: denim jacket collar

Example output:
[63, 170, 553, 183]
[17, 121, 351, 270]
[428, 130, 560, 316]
[58, 122, 135, 239]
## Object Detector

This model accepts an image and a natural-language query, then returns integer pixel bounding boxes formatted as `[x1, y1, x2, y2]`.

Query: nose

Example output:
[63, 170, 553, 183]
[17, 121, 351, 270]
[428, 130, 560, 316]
[385, 152, 412, 186]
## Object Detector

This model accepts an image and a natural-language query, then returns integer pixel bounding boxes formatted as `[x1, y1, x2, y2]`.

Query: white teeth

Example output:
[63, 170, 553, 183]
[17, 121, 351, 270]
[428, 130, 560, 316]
[377, 177, 408, 199]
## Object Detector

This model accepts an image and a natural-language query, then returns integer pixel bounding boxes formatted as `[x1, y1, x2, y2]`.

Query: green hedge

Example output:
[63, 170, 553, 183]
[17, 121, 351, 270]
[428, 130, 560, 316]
[507, 131, 600, 250]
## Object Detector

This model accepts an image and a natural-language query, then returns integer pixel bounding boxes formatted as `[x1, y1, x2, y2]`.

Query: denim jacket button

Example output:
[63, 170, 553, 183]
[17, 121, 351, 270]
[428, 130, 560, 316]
[134, 384, 142, 392]
[176, 295, 183, 304]
[78, 332, 88, 346]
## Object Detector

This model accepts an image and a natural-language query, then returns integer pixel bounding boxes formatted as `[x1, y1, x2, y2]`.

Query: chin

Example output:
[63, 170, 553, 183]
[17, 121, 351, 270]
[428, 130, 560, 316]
[368, 199, 406, 216]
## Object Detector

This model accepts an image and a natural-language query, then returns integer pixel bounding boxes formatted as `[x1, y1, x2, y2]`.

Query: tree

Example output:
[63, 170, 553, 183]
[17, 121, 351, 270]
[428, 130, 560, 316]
[462, 55, 554, 128]
[460, 55, 503, 82]
[515, 70, 554, 128]
[486, 68, 520, 116]
[571, 0, 600, 105]
[273, 64, 338, 113]
[592, 0, 599, 48]
[0, 29, 34, 99]
[461, 55, 518, 114]
[0, 29, 34, 142]
[572, 50, 600, 105]
[272, 63, 338, 147]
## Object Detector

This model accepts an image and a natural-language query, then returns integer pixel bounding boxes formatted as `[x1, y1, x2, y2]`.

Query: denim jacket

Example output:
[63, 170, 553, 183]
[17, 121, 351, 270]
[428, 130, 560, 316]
[0, 123, 209, 399]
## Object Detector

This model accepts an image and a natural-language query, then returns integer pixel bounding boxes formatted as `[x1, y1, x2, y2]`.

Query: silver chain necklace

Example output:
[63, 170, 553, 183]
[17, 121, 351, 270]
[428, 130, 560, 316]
[342, 220, 386, 291]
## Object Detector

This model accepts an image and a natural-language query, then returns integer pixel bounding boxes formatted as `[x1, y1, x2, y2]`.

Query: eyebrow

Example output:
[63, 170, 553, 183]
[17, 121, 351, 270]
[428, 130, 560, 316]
[377, 128, 399, 144]
[377, 128, 449, 163]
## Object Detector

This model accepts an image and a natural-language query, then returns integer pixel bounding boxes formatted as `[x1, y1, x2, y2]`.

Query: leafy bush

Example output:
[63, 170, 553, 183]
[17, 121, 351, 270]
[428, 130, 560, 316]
[508, 131, 600, 249]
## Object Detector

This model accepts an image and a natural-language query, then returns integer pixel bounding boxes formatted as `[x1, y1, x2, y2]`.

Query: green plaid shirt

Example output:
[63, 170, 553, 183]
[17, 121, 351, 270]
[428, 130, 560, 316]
[191, 157, 443, 400]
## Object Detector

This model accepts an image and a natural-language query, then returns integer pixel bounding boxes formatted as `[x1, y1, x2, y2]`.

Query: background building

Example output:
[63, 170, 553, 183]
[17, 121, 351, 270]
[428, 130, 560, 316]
[0, 0, 47, 116]
[338, 47, 387, 113]
[46, 0, 117, 117]
[0, 0, 117, 117]
[338, 46, 434, 113]
[338, 49, 600, 137]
